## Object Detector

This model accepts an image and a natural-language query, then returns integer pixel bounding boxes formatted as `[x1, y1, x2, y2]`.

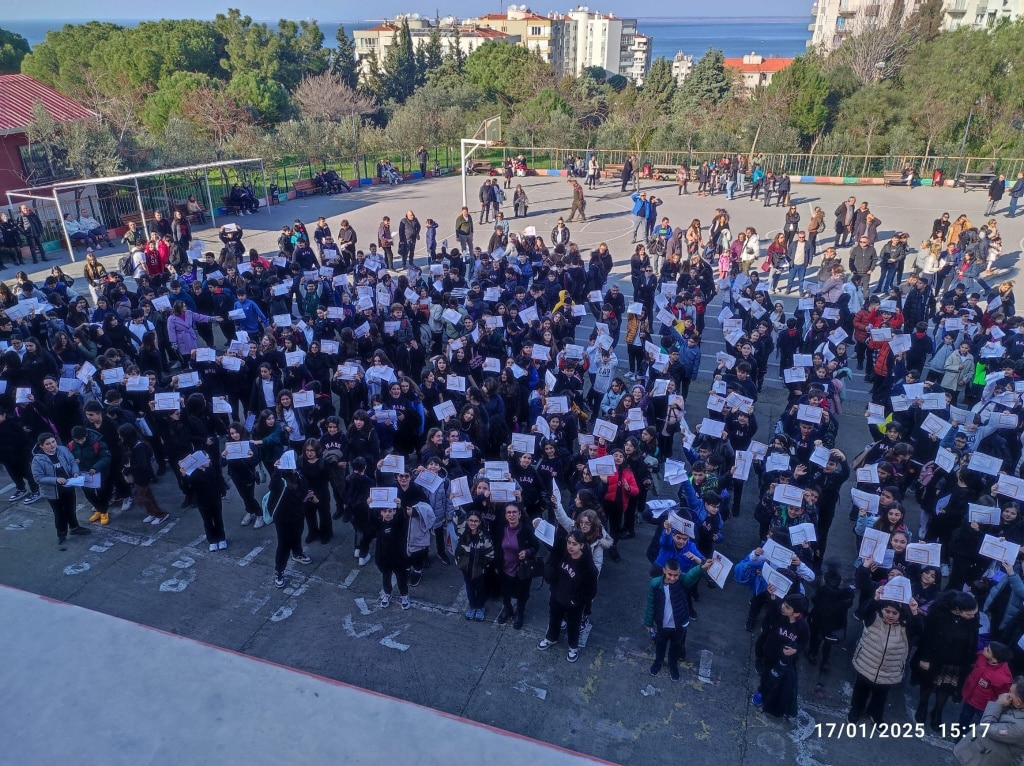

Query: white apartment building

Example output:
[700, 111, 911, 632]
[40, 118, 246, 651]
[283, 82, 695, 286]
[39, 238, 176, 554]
[671, 51, 694, 86]
[461, 5, 565, 70]
[353, 16, 521, 77]
[940, 0, 1024, 29]
[554, 6, 651, 81]
[808, 0, 1022, 52]
[807, 0, 922, 51]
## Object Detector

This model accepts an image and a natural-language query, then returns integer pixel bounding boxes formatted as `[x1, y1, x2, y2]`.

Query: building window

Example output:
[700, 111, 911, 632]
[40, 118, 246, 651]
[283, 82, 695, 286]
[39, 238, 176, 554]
[19, 143, 73, 185]
[530, 26, 542, 36]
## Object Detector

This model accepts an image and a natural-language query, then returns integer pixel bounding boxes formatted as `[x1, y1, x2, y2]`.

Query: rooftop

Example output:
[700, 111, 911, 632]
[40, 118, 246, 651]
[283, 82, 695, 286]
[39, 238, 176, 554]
[0, 74, 96, 135]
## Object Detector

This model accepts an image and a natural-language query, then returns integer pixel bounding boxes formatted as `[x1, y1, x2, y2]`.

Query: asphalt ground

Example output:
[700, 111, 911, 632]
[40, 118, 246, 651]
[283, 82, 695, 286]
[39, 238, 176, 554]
[4, 172, 1014, 764]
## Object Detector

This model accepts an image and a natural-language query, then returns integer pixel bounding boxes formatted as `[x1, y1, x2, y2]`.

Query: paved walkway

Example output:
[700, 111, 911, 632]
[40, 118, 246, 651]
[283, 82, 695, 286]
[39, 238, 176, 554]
[2, 585, 607, 765]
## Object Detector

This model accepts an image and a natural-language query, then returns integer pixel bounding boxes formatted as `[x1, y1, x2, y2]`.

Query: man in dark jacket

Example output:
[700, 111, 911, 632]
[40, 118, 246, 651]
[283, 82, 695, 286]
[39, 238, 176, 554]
[398, 210, 421, 266]
[833, 197, 856, 248]
[848, 236, 877, 300]
[620, 155, 634, 193]
[901, 276, 933, 330]
[644, 558, 714, 679]
[986, 174, 1006, 216]
[16, 204, 46, 263]
[1008, 171, 1024, 218]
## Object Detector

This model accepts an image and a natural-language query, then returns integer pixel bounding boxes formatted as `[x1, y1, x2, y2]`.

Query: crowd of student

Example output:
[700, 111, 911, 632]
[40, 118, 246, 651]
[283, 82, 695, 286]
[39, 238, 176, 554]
[3, 188, 1024, 760]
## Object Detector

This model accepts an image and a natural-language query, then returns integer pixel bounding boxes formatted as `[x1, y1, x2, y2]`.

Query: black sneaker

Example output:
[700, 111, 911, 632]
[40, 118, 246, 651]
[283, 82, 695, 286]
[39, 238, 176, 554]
[649, 661, 662, 676]
[437, 550, 453, 565]
[69, 527, 91, 536]
[496, 606, 512, 625]
[409, 569, 422, 587]
[669, 665, 681, 682]
[513, 612, 525, 630]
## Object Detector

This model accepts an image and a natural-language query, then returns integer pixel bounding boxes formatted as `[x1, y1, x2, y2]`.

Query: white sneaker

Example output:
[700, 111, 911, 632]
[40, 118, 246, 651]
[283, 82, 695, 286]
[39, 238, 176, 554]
[359, 553, 371, 566]
[218, 540, 228, 550]
[354, 549, 361, 558]
[23, 492, 41, 505]
[253, 517, 265, 529]
[379, 591, 391, 608]
[121, 498, 133, 512]
[241, 513, 254, 526]
[400, 595, 411, 610]
[142, 515, 156, 524]
[151, 515, 166, 525]
[209, 543, 218, 551]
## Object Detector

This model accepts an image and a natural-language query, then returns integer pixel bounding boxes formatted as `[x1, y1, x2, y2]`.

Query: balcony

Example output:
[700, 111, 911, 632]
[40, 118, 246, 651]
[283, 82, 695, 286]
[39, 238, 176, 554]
[946, 0, 968, 13]
[838, 1, 857, 16]
[863, 3, 881, 15]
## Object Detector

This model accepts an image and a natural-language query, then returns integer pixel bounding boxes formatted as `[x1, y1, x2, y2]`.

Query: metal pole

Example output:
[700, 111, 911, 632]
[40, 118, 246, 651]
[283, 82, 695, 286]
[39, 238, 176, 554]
[260, 160, 269, 217]
[203, 168, 217, 230]
[956, 108, 974, 178]
[461, 139, 468, 210]
[133, 177, 148, 240]
[54, 189, 76, 263]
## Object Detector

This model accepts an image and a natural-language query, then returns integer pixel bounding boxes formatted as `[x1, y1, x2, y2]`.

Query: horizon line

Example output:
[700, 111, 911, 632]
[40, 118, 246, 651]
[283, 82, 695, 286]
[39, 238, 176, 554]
[5, 15, 809, 23]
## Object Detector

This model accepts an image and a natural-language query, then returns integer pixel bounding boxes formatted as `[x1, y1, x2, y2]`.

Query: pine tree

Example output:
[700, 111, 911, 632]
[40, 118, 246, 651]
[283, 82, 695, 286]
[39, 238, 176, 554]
[333, 25, 358, 88]
[381, 18, 417, 102]
[676, 48, 732, 109]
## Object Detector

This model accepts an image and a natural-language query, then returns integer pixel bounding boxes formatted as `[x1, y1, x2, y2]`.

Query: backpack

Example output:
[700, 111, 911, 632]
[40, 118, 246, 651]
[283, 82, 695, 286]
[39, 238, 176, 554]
[119, 253, 135, 277]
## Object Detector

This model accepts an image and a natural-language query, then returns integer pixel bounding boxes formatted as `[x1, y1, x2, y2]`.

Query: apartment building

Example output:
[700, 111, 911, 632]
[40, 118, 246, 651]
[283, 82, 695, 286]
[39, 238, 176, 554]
[724, 53, 794, 91]
[940, 0, 1024, 29]
[353, 16, 520, 76]
[555, 6, 651, 81]
[671, 51, 694, 86]
[462, 5, 565, 71]
[807, 0, 921, 51]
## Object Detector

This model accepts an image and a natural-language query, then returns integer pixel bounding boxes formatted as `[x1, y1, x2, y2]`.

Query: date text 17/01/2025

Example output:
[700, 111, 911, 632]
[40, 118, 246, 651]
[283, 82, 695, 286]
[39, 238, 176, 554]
[814, 722, 991, 739]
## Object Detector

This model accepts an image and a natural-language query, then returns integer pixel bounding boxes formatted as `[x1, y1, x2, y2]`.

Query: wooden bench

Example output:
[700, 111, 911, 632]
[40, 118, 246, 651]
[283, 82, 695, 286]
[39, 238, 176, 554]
[292, 178, 321, 198]
[119, 211, 158, 229]
[955, 172, 995, 193]
[604, 164, 624, 178]
[220, 197, 241, 215]
[466, 161, 492, 175]
[883, 170, 912, 187]
[173, 202, 200, 224]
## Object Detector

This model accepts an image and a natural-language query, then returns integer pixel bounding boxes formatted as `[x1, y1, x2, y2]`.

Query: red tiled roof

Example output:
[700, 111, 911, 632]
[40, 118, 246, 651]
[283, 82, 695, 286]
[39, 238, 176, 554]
[724, 57, 794, 74]
[468, 28, 513, 37]
[0, 74, 95, 134]
[365, 23, 397, 32]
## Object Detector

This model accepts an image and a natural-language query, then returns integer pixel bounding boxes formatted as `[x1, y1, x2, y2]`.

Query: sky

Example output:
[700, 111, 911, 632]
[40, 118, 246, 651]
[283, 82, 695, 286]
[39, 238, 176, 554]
[6, 0, 811, 20]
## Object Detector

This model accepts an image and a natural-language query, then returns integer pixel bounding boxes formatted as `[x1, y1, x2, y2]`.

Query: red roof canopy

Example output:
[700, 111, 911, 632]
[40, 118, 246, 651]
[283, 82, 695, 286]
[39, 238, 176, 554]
[0, 74, 95, 134]
[723, 57, 794, 74]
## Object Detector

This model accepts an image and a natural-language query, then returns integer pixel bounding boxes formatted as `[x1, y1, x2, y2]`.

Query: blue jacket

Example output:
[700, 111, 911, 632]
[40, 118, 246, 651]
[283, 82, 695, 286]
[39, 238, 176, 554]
[654, 530, 703, 570]
[734, 549, 814, 596]
[678, 343, 701, 378]
[630, 192, 650, 218]
[233, 297, 267, 334]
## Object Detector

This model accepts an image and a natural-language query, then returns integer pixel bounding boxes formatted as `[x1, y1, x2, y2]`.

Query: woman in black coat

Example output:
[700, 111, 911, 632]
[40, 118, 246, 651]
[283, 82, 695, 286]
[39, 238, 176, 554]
[491, 502, 538, 630]
[268, 464, 310, 589]
[911, 589, 980, 731]
[806, 565, 855, 672]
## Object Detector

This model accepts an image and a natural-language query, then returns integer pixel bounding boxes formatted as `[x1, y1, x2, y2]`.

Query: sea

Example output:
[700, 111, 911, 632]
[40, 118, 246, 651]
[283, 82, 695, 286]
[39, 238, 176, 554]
[4, 17, 810, 61]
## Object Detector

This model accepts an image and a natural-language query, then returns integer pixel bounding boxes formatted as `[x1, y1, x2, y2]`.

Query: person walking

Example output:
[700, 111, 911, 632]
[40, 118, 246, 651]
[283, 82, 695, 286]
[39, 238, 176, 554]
[537, 531, 599, 663]
[620, 155, 634, 193]
[478, 179, 494, 225]
[1007, 171, 1024, 218]
[31, 433, 90, 546]
[568, 180, 587, 223]
[16, 204, 46, 264]
[455, 207, 474, 253]
[985, 174, 1006, 216]
[119, 423, 168, 525]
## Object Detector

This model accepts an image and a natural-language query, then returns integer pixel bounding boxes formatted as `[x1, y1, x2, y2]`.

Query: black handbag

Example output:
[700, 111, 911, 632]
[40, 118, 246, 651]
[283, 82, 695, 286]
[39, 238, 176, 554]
[517, 557, 543, 580]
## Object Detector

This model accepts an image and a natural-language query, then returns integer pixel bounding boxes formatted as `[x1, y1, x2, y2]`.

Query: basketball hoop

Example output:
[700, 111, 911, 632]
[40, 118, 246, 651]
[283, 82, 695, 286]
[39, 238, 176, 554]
[461, 117, 502, 208]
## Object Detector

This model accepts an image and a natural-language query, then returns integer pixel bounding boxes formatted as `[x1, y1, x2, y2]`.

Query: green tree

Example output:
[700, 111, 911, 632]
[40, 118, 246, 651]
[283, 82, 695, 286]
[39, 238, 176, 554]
[768, 56, 841, 149]
[0, 27, 30, 74]
[226, 71, 291, 124]
[422, 26, 445, 73]
[140, 71, 219, 132]
[446, 25, 465, 73]
[463, 41, 553, 105]
[332, 25, 358, 88]
[378, 18, 418, 103]
[276, 19, 330, 89]
[638, 57, 676, 111]
[676, 48, 732, 109]
[21, 22, 123, 94]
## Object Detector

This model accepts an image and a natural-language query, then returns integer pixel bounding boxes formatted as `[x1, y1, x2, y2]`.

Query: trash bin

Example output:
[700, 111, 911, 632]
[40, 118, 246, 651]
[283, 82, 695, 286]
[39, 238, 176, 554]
[932, 169, 944, 186]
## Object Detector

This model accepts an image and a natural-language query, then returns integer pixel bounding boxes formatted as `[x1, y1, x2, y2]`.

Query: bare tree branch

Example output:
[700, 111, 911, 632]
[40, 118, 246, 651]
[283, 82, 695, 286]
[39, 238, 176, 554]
[293, 71, 378, 122]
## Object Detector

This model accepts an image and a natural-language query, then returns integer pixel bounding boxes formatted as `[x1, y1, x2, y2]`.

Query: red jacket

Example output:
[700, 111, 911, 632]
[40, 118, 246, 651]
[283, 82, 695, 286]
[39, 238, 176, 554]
[603, 466, 639, 510]
[962, 653, 1012, 710]
[853, 308, 876, 344]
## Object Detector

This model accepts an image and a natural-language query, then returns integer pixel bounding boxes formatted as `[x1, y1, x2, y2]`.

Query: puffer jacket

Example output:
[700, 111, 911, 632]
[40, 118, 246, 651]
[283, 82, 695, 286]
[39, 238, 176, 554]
[852, 604, 918, 686]
[30, 445, 80, 500]
[455, 521, 495, 579]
